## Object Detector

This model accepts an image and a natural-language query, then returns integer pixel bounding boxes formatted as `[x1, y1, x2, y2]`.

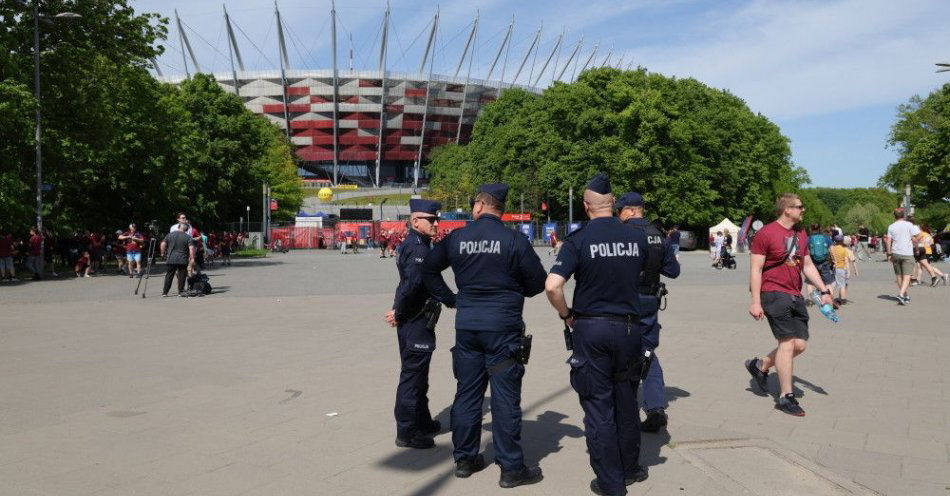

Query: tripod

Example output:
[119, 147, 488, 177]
[134, 238, 157, 298]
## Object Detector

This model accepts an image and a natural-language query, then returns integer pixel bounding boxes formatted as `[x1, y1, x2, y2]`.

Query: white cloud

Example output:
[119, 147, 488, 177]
[625, 0, 950, 119]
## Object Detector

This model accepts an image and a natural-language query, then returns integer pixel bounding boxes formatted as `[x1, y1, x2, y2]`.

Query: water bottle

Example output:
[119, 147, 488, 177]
[810, 290, 839, 323]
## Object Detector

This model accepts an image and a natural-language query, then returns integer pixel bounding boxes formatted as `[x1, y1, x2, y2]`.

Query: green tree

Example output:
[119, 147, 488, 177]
[428, 68, 806, 228]
[0, 3, 302, 233]
[0, 80, 35, 229]
[808, 187, 899, 219]
[882, 85, 950, 204]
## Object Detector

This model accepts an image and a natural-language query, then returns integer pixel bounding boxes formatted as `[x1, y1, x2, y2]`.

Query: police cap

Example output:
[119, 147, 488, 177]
[586, 173, 611, 194]
[614, 191, 644, 209]
[477, 183, 509, 204]
[409, 199, 442, 216]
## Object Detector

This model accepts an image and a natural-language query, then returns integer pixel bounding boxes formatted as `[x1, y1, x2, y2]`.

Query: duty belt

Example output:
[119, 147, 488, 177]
[573, 313, 637, 323]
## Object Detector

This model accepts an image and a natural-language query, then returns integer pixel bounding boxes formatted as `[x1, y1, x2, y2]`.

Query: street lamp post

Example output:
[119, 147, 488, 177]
[20, 0, 80, 274]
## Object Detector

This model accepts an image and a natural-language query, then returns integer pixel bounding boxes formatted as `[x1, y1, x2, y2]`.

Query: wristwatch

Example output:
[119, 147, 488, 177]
[559, 308, 574, 321]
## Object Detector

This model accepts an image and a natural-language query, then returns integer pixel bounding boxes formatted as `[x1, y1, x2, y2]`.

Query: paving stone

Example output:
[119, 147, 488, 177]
[0, 251, 943, 495]
[816, 446, 902, 478]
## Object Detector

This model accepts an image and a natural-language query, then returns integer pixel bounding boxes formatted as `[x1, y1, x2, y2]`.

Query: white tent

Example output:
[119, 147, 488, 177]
[709, 218, 741, 250]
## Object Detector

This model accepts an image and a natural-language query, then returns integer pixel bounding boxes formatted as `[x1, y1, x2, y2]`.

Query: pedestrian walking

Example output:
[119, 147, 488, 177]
[616, 192, 681, 434]
[422, 183, 547, 488]
[746, 193, 833, 416]
[668, 225, 681, 261]
[26, 227, 44, 280]
[829, 235, 857, 304]
[914, 225, 947, 286]
[544, 174, 652, 495]
[118, 224, 144, 278]
[855, 225, 872, 261]
[160, 223, 195, 297]
[885, 208, 920, 304]
[385, 199, 445, 449]
[0, 227, 16, 281]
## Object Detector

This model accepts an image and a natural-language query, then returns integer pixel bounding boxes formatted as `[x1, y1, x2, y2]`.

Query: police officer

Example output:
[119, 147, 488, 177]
[616, 192, 680, 433]
[544, 174, 651, 496]
[422, 183, 546, 488]
[386, 199, 444, 449]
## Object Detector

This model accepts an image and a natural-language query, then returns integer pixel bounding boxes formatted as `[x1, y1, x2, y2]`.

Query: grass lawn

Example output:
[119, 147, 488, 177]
[233, 248, 267, 258]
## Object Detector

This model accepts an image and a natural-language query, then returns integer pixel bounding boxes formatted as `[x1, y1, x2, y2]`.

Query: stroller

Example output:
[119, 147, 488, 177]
[716, 245, 737, 270]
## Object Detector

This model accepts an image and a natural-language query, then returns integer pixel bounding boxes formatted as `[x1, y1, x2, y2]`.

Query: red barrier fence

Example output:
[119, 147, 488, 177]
[272, 220, 472, 249]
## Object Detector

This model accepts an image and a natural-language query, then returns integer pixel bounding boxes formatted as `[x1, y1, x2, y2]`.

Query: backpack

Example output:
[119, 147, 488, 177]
[188, 273, 212, 295]
[808, 234, 829, 263]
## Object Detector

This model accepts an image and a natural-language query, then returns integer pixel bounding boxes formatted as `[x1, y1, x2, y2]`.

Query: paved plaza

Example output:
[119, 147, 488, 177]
[1, 249, 947, 495]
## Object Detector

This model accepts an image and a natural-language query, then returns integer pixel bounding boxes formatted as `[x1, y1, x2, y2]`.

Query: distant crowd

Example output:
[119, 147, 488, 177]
[0, 218, 249, 282]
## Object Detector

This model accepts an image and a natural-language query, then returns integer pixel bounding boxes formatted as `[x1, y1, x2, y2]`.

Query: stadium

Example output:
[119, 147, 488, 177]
[155, 2, 618, 188]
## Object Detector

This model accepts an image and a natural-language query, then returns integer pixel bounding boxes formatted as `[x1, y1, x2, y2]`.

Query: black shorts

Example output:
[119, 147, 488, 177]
[816, 261, 835, 285]
[761, 291, 809, 341]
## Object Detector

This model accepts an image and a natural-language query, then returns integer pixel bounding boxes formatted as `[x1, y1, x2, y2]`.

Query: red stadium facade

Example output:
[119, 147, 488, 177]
[194, 70, 514, 185]
[158, 4, 600, 187]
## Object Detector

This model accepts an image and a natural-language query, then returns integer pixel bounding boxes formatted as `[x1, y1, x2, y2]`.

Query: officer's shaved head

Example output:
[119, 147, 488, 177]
[583, 189, 614, 215]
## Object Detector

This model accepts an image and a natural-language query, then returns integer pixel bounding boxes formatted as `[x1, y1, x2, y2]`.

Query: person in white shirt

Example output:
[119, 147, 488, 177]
[169, 212, 195, 237]
[885, 208, 920, 304]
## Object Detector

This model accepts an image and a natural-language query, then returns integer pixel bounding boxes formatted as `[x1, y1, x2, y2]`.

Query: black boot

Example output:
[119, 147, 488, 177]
[499, 466, 543, 488]
[625, 465, 649, 485]
[394, 434, 434, 449]
[454, 454, 486, 478]
[640, 409, 668, 433]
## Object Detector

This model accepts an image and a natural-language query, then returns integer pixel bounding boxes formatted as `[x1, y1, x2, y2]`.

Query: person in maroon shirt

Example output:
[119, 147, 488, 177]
[0, 227, 15, 281]
[88, 231, 104, 274]
[745, 193, 833, 417]
[118, 224, 144, 277]
[26, 227, 44, 280]
[378, 230, 389, 258]
[111, 230, 127, 274]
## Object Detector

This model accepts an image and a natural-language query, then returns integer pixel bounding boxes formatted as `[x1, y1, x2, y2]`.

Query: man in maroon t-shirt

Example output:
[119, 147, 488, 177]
[0, 228, 15, 280]
[746, 193, 832, 417]
[26, 227, 44, 280]
[119, 224, 144, 277]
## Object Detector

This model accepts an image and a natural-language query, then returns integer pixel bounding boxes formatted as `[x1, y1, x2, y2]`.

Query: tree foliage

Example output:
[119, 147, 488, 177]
[0, 1, 301, 234]
[428, 68, 807, 228]
[808, 187, 899, 219]
[882, 84, 950, 204]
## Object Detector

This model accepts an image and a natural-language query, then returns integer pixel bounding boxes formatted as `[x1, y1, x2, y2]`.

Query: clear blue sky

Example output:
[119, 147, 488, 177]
[136, 0, 950, 188]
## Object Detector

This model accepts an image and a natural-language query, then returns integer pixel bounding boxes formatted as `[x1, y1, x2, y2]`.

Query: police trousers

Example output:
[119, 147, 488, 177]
[451, 329, 525, 472]
[568, 319, 642, 496]
[638, 294, 666, 412]
[394, 317, 435, 439]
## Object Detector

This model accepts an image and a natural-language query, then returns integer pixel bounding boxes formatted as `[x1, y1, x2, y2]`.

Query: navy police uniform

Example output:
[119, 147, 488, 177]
[617, 192, 681, 424]
[550, 175, 650, 496]
[422, 183, 547, 474]
[392, 199, 442, 445]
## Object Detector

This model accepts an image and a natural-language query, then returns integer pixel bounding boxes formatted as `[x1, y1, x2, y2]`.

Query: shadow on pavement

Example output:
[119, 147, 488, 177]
[748, 374, 825, 399]
[793, 375, 828, 395]
[640, 425, 672, 468]
[376, 386, 575, 496]
[876, 294, 901, 303]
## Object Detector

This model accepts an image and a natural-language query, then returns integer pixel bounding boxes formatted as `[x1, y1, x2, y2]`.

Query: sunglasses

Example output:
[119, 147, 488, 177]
[469, 198, 480, 208]
[789, 204, 805, 210]
[417, 216, 439, 223]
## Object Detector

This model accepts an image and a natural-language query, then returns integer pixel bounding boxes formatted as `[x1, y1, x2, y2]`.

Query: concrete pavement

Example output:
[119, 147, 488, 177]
[0, 249, 946, 495]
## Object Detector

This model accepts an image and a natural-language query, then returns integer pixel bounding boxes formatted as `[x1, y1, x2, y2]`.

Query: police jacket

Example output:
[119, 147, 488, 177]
[550, 216, 650, 316]
[392, 229, 434, 323]
[625, 218, 680, 292]
[422, 214, 546, 332]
